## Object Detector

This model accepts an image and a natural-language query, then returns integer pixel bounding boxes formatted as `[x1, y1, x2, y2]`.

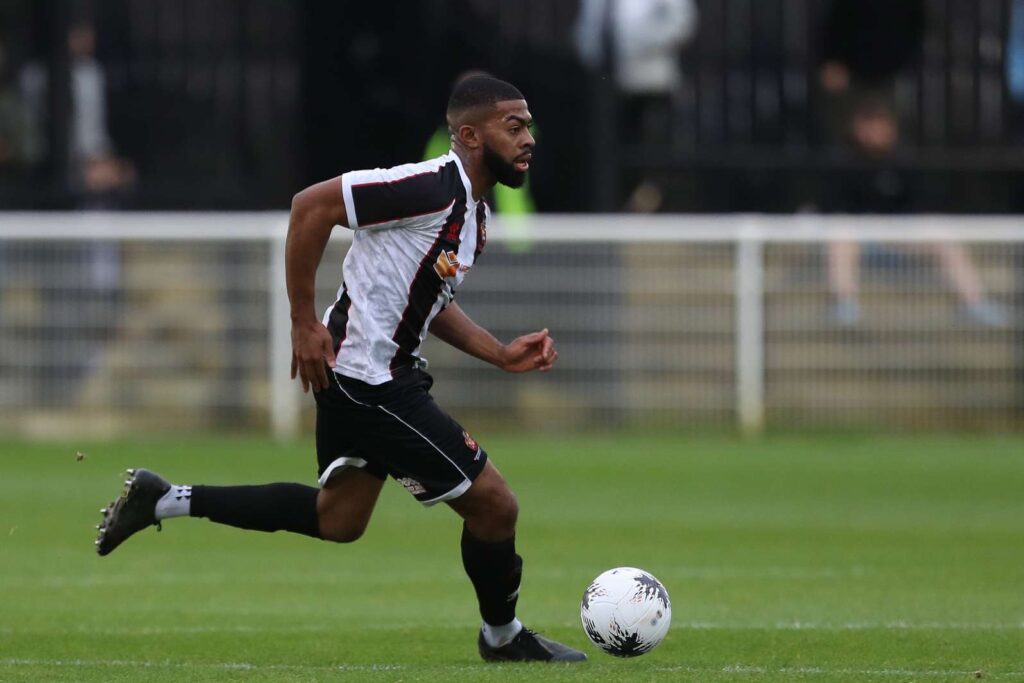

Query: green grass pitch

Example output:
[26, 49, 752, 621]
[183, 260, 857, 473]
[2, 433, 1023, 682]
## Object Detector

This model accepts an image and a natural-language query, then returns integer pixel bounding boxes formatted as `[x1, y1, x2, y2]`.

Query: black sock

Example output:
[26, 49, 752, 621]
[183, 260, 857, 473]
[190, 483, 321, 539]
[461, 524, 522, 626]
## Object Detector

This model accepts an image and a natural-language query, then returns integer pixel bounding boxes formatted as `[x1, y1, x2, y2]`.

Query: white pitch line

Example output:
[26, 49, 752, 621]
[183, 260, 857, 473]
[5, 565, 876, 588]
[1, 620, 1021, 638]
[654, 566, 873, 580]
[672, 620, 1024, 631]
[2, 658, 1023, 679]
[0, 659, 404, 673]
[0, 624, 332, 636]
[670, 664, 1024, 678]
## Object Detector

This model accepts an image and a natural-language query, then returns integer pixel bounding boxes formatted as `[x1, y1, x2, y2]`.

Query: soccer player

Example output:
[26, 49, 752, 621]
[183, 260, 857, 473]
[94, 75, 586, 663]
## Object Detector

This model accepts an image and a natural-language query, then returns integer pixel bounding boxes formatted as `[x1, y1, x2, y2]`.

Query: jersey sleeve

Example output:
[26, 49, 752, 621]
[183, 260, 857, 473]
[341, 158, 457, 231]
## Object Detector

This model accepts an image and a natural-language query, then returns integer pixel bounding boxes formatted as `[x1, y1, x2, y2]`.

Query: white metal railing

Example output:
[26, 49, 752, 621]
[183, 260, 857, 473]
[6, 211, 1024, 242]
[1, 212, 1021, 437]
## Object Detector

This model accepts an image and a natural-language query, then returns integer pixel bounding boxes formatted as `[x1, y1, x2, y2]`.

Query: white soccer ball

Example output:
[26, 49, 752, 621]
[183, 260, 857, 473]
[580, 567, 672, 657]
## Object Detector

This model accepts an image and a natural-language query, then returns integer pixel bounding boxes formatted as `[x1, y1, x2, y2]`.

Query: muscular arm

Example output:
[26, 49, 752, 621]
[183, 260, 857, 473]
[287, 176, 348, 392]
[429, 302, 558, 373]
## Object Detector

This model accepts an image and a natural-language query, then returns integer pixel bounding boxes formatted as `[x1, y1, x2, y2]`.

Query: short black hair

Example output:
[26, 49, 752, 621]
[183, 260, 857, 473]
[446, 75, 524, 116]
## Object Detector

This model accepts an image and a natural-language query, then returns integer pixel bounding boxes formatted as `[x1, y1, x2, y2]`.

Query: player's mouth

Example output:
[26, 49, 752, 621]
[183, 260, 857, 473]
[514, 154, 532, 172]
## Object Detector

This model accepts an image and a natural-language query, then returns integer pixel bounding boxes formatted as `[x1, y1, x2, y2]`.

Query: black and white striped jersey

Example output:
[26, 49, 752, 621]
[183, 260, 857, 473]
[323, 151, 489, 385]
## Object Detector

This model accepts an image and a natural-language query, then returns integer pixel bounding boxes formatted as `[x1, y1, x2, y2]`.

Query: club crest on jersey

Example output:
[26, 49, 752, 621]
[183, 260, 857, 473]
[434, 250, 459, 279]
[463, 430, 478, 452]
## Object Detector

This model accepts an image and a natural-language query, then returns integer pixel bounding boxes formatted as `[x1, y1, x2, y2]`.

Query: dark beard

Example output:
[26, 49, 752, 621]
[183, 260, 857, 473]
[483, 143, 527, 189]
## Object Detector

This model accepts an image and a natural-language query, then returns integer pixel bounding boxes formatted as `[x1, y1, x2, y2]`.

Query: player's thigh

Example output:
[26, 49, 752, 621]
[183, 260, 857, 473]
[371, 372, 489, 507]
[314, 375, 388, 483]
[317, 466, 384, 542]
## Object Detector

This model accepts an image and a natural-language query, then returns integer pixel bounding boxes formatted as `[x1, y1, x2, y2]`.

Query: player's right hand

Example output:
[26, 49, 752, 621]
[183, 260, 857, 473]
[291, 320, 336, 393]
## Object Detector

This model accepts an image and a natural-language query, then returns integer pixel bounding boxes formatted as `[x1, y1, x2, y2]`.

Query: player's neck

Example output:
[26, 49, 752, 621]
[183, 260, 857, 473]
[452, 146, 494, 202]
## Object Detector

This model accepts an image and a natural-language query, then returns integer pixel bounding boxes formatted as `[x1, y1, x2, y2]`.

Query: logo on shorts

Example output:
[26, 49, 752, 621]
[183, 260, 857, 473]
[397, 477, 426, 495]
[463, 430, 479, 452]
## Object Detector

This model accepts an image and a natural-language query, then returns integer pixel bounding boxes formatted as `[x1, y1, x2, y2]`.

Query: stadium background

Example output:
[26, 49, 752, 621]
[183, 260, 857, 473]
[1, 0, 1022, 435]
[1, 2, 1023, 681]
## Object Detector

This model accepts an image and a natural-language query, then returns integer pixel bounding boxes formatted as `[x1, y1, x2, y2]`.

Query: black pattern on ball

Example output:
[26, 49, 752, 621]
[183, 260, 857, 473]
[605, 626, 656, 658]
[633, 572, 671, 611]
[581, 615, 606, 646]
[581, 582, 601, 611]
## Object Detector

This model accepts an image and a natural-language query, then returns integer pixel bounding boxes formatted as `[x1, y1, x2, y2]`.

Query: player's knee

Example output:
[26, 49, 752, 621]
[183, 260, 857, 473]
[483, 487, 519, 534]
[500, 489, 519, 529]
[319, 520, 367, 544]
[451, 466, 520, 538]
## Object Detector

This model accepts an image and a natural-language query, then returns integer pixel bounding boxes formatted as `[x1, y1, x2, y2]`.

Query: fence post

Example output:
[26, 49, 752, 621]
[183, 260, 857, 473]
[269, 229, 301, 440]
[735, 225, 765, 435]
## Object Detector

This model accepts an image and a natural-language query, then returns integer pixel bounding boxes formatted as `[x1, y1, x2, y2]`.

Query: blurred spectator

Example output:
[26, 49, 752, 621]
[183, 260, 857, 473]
[0, 39, 38, 169]
[818, 0, 924, 149]
[20, 21, 135, 207]
[574, 0, 697, 95]
[574, 0, 698, 210]
[20, 21, 126, 298]
[575, 0, 697, 142]
[1008, 0, 1024, 105]
[17, 21, 130, 390]
[818, 2, 1008, 329]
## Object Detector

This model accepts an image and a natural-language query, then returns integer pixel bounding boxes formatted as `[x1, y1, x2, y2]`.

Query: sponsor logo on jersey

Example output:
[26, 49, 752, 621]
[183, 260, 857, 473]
[397, 477, 427, 495]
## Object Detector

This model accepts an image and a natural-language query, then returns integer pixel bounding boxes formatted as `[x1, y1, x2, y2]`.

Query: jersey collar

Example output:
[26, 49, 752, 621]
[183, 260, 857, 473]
[448, 150, 477, 204]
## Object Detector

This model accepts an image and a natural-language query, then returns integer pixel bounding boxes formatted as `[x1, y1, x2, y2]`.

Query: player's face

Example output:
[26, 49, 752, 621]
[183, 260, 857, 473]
[481, 100, 535, 189]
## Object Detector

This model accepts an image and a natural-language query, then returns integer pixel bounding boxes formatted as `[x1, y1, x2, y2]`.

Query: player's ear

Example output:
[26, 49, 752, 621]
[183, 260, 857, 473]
[456, 123, 481, 150]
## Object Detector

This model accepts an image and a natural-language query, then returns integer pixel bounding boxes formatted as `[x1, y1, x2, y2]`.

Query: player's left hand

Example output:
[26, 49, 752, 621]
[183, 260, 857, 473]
[500, 328, 558, 373]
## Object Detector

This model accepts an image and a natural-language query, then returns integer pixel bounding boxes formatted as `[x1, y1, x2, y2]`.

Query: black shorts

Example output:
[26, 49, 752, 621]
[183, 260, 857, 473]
[314, 368, 488, 506]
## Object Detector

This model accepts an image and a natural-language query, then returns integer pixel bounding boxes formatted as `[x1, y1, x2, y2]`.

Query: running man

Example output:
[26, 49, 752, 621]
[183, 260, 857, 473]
[94, 74, 586, 663]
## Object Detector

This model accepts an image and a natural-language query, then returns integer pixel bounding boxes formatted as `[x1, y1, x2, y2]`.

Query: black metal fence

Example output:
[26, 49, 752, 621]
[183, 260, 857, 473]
[0, 0, 300, 209]
[0, 0, 1021, 212]
[605, 0, 1024, 212]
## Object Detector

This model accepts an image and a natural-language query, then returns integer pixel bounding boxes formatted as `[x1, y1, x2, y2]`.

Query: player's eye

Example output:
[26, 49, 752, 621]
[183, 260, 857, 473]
[509, 126, 520, 135]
